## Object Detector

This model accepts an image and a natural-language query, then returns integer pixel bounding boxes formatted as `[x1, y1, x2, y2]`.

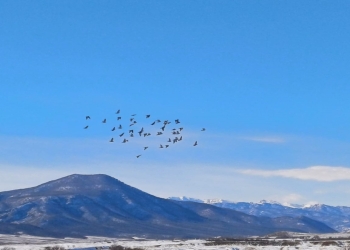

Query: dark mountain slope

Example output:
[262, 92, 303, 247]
[0, 174, 336, 238]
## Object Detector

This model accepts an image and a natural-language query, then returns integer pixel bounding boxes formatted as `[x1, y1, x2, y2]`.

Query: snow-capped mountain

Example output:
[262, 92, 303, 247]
[0, 174, 335, 238]
[168, 197, 350, 232]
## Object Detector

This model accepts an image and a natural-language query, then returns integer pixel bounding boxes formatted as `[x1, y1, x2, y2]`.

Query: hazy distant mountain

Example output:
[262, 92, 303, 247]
[0, 175, 336, 238]
[169, 197, 350, 232]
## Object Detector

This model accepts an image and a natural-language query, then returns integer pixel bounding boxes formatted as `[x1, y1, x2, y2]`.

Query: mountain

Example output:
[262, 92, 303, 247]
[0, 174, 336, 238]
[169, 197, 350, 232]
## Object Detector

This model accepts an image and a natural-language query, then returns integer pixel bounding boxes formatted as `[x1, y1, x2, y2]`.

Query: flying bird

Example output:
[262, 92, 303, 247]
[151, 121, 156, 125]
[157, 132, 163, 135]
[179, 127, 183, 131]
[146, 115, 150, 118]
[84, 125, 89, 129]
[109, 138, 114, 142]
[201, 128, 206, 131]
[138, 127, 144, 136]
[144, 147, 148, 150]
[193, 141, 198, 146]
[118, 125, 122, 129]
[161, 125, 166, 131]
[156, 119, 161, 123]
[165, 145, 169, 148]
[119, 133, 124, 137]
[117, 117, 121, 120]
[86, 116, 91, 120]
[160, 144, 164, 148]
[129, 130, 134, 133]
[122, 138, 128, 143]
[111, 127, 116, 131]
[116, 110, 120, 114]
[147, 133, 151, 136]
[130, 134, 134, 137]
[136, 155, 141, 158]
[175, 119, 180, 124]
[132, 114, 136, 116]
[168, 138, 171, 142]
[130, 118, 134, 122]
[102, 119, 106, 123]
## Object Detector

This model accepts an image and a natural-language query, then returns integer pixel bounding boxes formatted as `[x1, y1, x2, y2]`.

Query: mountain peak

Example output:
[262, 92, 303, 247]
[2, 174, 130, 198]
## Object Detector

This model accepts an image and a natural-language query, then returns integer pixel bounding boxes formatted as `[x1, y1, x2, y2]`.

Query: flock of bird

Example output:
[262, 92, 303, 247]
[83, 110, 205, 158]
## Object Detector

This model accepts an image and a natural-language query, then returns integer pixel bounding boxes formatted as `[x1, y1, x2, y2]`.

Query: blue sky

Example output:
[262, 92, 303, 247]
[1, 1, 350, 206]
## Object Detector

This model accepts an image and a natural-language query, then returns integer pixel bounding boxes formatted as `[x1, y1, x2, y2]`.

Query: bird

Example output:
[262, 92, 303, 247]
[119, 133, 124, 137]
[157, 132, 163, 135]
[131, 114, 136, 116]
[151, 121, 155, 125]
[143, 133, 147, 137]
[133, 120, 137, 124]
[176, 131, 180, 134]
[144, 147, 148, 150]
[160, 144, 164, 148]
[102, 119, 106, 123]
[168, 138, 171, 142]
[138, 127, 144, 136]
[136, 155, 141, 158]
[84, 125, 89, 129]
[110, 138, 114, 142]
[129, 130, 134, 133]
[172, 131, 177, 135]
[130, 118, 134, 122]
[122, 138, 128, 143]
[118, 125, 122, 129]
[111, 127, 116, 131]
[156, 119, 161, 123]
[165, 145, 169, 148]
[163, 120, 168, 125]
[117, 117, 121, 120]
[146, 115, 150, 118]
[175, 119, 180, 124]
[179, 127, 183, 131]
[193, 141, 198, 146]
[179, 136, 183, 141]
[116, 110, 120, 114]
[86, 116, 91, 120]
[130, 123, 135, 126]
[147, 133, 151, 136]
[161, 125, 166, 131]
[130, 134, 134, 137]
[201, 128, 206, 131]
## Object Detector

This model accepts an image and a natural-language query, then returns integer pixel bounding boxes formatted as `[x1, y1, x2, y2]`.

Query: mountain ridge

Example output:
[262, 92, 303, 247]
[168, 196, 350, 232]
[0, 174, 336, 238]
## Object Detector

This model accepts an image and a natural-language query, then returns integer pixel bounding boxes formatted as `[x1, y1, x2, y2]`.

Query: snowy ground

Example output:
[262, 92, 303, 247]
[1, 233, 350, 249]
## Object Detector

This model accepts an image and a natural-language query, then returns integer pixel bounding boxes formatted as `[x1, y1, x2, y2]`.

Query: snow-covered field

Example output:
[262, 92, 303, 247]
[1, 233, 350, 250]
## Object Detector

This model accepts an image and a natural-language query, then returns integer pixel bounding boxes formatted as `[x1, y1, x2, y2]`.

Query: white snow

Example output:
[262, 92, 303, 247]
[1, 233, 350, 250]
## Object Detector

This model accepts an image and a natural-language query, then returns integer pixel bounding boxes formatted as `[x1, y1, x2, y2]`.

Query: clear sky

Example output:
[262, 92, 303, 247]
[1, 1, 350, 206]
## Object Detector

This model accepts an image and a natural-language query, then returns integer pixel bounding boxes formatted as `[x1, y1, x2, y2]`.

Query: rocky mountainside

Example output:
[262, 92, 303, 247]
[169, 197, 350, 232]
[0, 175, 336, 238]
